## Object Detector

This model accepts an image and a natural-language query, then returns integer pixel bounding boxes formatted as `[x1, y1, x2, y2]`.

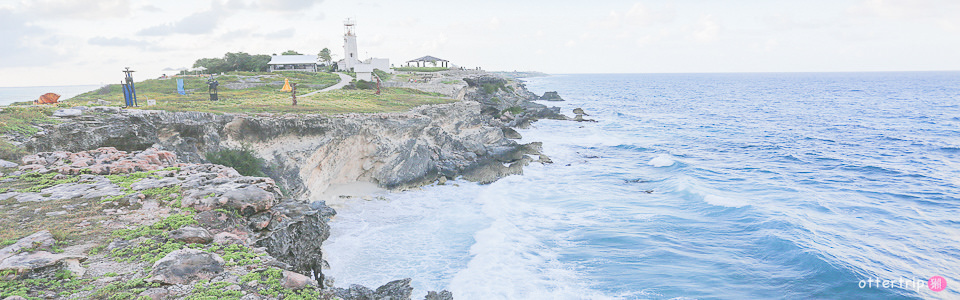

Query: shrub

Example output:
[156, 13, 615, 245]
[0, 139, 27, 162]
[205, 147, 265, 177]
[502, 106, 524, 116]
[481, 83, 501, 94]
[373, 69, 392, 81]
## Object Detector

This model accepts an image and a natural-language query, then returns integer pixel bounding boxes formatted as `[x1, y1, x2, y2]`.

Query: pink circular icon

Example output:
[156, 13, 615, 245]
[928, 276, 947, 292]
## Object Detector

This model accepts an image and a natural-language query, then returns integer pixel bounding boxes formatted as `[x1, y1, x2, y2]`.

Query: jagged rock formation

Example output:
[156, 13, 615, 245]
[540, 91, 564, 101]
[1, 147, 459, 299]
[460, 75, 566, 128]
[3, 72, 566, 299]
[23, 100, 548, 203]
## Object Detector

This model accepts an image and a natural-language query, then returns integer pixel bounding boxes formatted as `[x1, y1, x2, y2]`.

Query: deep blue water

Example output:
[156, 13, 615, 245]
[324, 72, 960, 299]
[0, 85, 101, 106]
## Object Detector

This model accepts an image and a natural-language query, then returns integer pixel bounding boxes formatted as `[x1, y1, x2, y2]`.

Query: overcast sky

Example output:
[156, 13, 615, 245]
[1, 0, 958, 87]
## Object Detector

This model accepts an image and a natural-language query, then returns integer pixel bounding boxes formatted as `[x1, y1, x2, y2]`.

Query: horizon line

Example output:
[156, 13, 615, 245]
[3, 69, 959, 88]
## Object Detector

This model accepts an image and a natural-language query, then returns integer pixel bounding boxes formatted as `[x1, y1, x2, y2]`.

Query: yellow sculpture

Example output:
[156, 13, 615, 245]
[281, 78, 292, 92]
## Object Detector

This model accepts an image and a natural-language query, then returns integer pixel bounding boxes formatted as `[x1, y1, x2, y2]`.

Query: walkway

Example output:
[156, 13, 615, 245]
[301, 72, 353, 97]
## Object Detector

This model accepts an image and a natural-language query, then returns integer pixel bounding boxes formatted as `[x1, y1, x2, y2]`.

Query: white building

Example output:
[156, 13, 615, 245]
[355, 64, 374, 81]
[268, 55, 319, 72]
[337, 19, 389, 78]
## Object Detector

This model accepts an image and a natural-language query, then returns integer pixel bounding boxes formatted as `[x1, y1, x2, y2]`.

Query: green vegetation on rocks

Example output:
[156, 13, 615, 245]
[0, 106, 60, 136]
[205, 147, 266, 177]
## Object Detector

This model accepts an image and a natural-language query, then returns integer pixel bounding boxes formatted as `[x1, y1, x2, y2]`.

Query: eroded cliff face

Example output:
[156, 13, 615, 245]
[24, 101, 543, 202]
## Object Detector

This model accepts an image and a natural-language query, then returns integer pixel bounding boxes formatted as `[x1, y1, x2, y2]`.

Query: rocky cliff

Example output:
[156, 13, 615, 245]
[0, 147, 428, 299]
[2, 71, 565, 299]
[23, 100, 547, 203]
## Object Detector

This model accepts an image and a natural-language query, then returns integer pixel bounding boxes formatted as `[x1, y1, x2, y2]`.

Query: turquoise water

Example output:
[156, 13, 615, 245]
[0, 85, 101, 106]
[324, 72, 960, 299]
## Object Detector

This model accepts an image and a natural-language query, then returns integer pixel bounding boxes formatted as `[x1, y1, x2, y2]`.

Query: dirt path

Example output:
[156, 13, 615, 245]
[301, 72, 353, 97]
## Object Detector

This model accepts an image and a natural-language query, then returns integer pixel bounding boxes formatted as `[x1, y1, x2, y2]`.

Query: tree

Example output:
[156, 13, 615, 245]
[193, 52, 271, 74]
[318, 48, 331, 63]
[281, 50, 302, 55]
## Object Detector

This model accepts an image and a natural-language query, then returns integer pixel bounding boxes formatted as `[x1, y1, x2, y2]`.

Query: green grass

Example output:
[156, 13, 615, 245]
[0, 106, 60, 136]
[393, 67, 449, 72]
[66, 72, 453, 115]
[68, 71, 338, 108]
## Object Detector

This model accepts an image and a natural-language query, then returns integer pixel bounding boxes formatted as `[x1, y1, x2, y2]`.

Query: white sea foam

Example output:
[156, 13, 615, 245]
[648, 154, 675, 167]
[324, 176, 605, 299]
[703, 194, 746, 208]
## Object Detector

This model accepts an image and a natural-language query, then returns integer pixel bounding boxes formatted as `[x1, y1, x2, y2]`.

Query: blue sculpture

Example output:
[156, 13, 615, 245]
[121, 67, 138, 107]
[177, 78, 186, 95]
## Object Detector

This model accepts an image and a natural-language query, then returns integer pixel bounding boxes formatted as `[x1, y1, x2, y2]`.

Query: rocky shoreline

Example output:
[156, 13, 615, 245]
[0, 72, 566, 299]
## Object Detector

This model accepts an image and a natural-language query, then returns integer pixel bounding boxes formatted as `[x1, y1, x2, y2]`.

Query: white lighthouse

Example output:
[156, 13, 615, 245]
[336, 18, 390, 79]
[340, 18, 361, 71]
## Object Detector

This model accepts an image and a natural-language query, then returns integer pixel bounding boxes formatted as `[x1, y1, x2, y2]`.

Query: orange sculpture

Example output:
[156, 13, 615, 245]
[36, 93, 61, 104]
[281, 78, 292, 92]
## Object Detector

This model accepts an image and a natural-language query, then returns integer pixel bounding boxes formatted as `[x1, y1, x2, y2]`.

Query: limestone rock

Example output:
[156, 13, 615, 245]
[222, 186, 277, 216]
[53, 109, 83, 117]
[131, 177, 181, 190]
[334, 284, 376, 300]
[169, 226, 214, 244]
[148, 249, 225, 285]
[424, 290, 454, 300]
[375, 278, 414, 300]
[0, 251, 86, 273]
[0, 159, 17, 168]
[0, 230, 56, 262]
[256, 200, 334, 283]
[281, 270, 318, 290]
[213, 232, 245, 245]
[501, 127, 521, 139]
[334, 279, 415, 300]
[574, 114, 597, 122]
[540, 91, 564, 101]
[139, 287, 170, 300]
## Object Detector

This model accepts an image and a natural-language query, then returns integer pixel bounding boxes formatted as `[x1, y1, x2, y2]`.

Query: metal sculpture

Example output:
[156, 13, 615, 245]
[35, 93, 60, 104]
[121, 67, 138, 107]
[207, 78, 219, 101]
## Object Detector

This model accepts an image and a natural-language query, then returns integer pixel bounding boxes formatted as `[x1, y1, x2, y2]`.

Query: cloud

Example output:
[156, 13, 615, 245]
[598, 2, 675, 29]
[141, 4, 163, 13]
[256, 28, 296, 40]
[220, 29, 255, 40]
[846, 0, 960, 32]
[88, 37, 150, 48]
[846, 0, 954, 19]
[0, 8, 62, 67]
[489, 17, 501, 30]
[692, 14, 720, 42]
[138, 10, 224, 36]
[763, 13, 830, 31]
[22, 0, 129, 19]
[257, 0, 324, 12]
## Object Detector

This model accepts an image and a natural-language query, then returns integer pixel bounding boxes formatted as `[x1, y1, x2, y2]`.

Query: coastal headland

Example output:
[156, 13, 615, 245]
[0, 70, 567, 299]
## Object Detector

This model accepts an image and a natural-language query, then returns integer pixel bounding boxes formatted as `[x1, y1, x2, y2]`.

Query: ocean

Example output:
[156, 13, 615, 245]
[330, 72, 960, 299]
[0, 85, 102, 106]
